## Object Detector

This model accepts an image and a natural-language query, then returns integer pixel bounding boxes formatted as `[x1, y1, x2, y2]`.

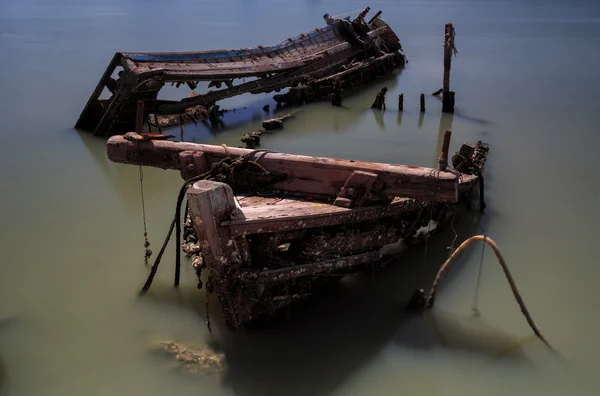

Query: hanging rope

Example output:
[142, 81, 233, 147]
[140, 170, 214, 295]
[205, 272, 214, 333]
[134, 139, 152, 266]
[422, 235, 555, 351]
[139, 165, 152, 266]
[138, 148, 273, 295]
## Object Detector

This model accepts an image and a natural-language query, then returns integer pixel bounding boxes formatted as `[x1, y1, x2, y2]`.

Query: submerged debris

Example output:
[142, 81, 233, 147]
[452, 141, 490, 174]
[262, 114, 291, 130]
[371, 87, 388, 110]
[150, 340, 226, 376]
[239, 114, 292, 148]
[241, 131, 264, 148]
[148, 92, 209, 129]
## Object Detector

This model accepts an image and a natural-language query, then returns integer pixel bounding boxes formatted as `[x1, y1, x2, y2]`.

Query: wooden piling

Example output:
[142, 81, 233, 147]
[420, 94, 425, 112]
[135, 101, 145, 134]
[371, 87, 388, 110]
[398, 93, 404, 112]
[442, 23, 457, 113]
[368, 10, 383, 24]
[107, 136, 463, 202]
[438, 130, 452, 170]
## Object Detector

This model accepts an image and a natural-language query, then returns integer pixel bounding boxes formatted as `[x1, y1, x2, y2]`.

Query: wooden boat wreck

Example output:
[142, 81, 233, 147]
[106, 132, 489, 330]
[75, 7, 406, 137]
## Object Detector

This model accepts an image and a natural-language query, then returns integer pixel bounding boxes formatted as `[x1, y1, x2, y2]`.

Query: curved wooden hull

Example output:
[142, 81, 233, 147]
[75, 7, 406, 136]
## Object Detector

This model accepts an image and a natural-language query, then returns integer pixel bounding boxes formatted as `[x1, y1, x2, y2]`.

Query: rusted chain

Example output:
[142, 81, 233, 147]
[424, 235, 555, 351]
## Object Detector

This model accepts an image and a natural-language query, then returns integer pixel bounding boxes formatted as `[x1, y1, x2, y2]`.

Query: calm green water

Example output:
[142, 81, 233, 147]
[1, 0, 599, 395]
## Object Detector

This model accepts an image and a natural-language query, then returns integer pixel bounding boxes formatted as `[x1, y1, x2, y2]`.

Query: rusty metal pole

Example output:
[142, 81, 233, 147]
[135, 101, 145, 134]
[438, 130, 452, 170]
[442, 23, 456, 113]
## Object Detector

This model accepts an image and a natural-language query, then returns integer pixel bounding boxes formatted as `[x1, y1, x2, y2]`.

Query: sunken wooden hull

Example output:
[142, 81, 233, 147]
[75, 7, 406, 137]
[107, 135, 489, 330]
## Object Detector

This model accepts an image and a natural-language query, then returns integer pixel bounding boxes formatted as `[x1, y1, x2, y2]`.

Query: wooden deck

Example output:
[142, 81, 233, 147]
[226, 195, 426, 236]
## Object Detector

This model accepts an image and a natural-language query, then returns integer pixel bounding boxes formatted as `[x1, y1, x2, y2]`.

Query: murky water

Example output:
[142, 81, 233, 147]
[1, 0, 599, 395]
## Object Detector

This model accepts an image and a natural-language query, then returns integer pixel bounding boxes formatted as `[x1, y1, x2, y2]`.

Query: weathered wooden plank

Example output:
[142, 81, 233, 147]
[106, 136, 460, 202]
[74, 53, 119, 129]
[224, 197, 427, 236]
[187, 181, 236, 263]
[157, 46, 358, 113]
[186, 180, 244, 329]
[241, 251, 382, 283]
[92, 67, 165, 136]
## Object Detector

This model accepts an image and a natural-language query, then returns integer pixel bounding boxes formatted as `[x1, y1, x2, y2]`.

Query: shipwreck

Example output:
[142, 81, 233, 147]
[75, 7, 406, 137]
[106, 130, 489, 330]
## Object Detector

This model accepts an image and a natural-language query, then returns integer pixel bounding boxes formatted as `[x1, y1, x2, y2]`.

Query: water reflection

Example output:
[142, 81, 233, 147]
[137, 206, 485, 396]
[394, 310, 532, 361]
[0, 316, 19, 396]
[0, 357, 5, 396]
[453, 108, 493, 126]
[372, 108, 385, 130]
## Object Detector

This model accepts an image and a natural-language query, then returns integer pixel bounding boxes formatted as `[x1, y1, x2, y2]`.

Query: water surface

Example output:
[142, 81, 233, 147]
[1, 0, 599, 395]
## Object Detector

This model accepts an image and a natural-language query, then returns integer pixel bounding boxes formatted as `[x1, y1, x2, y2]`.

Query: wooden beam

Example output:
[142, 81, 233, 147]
[156, 47, 357, 114]
[92, 67, 165, 136]
[224, 197, 427, 237]
[186, 180, 244, 329]
[241, 251, 382, 283]
[107, 136, 460, 202]
[74, 52, 120, 129]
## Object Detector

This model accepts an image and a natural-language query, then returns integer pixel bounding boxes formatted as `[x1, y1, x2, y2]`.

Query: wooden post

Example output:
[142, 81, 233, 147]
[442, 23, 456, 113]
[135, 101, 145, 134]
[368, 10, 383, 24]
[438, 130, 452, 170]
[398, 93, 404, 112]
[187, 180, 244, 329]
[357, 7, 371, 20]
[371, 87, 388, 110]
[420, 93, 425, 112]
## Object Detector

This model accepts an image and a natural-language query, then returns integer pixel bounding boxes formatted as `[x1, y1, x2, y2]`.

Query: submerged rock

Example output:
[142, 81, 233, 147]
[150, 340, 226, 376]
